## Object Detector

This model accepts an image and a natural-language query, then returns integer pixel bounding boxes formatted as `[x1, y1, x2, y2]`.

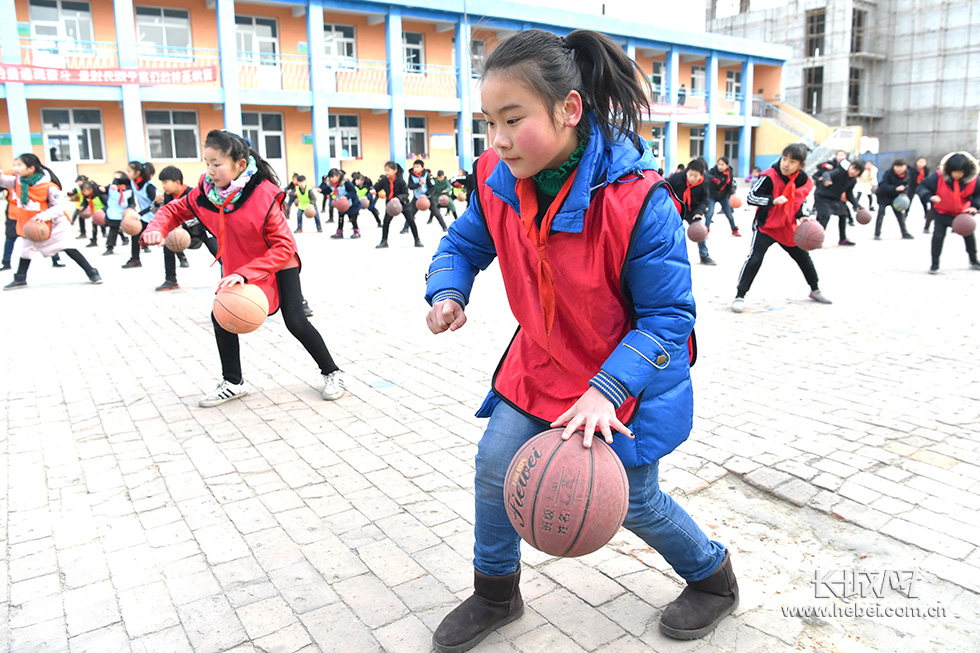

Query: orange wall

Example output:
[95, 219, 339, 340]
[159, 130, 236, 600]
[402, 20, 454, 67]
[323, 12, 387, 61]
[0, 109, 11, 169]
[754, 65, 782, 101]
[336, 109, 390, 178]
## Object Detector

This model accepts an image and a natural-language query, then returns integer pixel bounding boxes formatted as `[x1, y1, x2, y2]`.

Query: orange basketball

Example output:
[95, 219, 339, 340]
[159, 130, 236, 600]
[79, 206, 93, 219]
[164, 227, 191, 253]
[121, 209, 143, 236]
[794, 219, 825, 250]
[687, 220, 708, 243]
[729, 195, 743, 209]
[438, 194, 450, 207]
[386, 198, 403, 216]
[92, 210, 106, 226]
[855, 208, 873, 225]
[23, 220, 51, 242]
[213, 284, 269, 334]
[360, 196, 369, 208]
[953, 213, 976, 236]
[416, 196, 431, 211]
[456, 189, 467, 202]
[303, 205, 316, 218]
[334, 196, 351, 212]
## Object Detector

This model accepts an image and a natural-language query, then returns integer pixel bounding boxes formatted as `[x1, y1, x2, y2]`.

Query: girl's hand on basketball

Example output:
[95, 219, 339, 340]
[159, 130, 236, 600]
[426, 299, 466, 334]
[142, 231, 163, 246]
[552, 387, 633, 449]
[218, 273, 246, 288]
[772, 196, 788, 206]
[967, 207, 979, 214]
[930, 195, 941, 204]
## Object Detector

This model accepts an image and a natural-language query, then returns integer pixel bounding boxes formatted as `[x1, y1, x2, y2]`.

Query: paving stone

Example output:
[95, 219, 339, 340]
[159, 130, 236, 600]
[742, 468, 793, 493]
[177, 595, 248, 653]
[772, 478, 819, 507]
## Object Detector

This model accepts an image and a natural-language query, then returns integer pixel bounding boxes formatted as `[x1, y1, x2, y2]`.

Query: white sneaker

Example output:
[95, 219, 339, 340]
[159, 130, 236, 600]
[731, 297, 745, 313]
[199, 379, 249, 407]
[322, 370, 346, 400]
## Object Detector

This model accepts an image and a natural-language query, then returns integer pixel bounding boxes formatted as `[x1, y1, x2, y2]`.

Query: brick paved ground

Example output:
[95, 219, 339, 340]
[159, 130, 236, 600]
[1, 196, 978, 652]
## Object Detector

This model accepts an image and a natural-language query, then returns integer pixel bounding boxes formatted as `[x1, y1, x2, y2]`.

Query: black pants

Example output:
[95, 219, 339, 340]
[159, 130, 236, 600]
[875, 203, 910, 237]
[164, 234, 219, 283]
[129, 221, 149, 262]
[815, 200, 849, 243]
[15, 249, 95, 280]
[381, 203, 420, 241]
[3, 217, 17, 263]
[920, 196, 934, 230]
[213, 267, 339, 384]
[337, 209, 359, 231]
[930, 211, 978, 269]
[105, 219, 126, 249]
[736, 225, 819, 298]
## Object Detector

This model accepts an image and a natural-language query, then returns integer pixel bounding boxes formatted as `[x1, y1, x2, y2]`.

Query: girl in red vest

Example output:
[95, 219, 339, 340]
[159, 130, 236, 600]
[2, 153, 102, 290]
[142, 130, 345, 406]
[733, 144, 828, 312]
[424, 29, 735, 650]
[916, 151, 980, 273]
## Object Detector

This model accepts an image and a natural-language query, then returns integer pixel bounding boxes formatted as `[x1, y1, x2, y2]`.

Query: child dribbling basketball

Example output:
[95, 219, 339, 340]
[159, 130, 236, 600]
[142, 130, 345, 406]
[424, 29, 736, 651]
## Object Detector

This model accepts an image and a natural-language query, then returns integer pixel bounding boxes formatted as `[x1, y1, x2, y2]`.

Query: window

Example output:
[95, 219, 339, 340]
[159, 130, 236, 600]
[650, 126, 663, 158]
[651, 61, 664, 102]
[691, 65, 706, 95]
[406, 116, 427, 158]
[29, 0, 94, 50]
[145, 110, 199, 160]
[403, 32, 424, 74]
[236, 15, 279, 65]
[324, 24, 356, 62]
[242, 112, 285, 160]
[472, 119, 487, 156]
[135, 6, 191, 57]
[41, 108, 105, 162]
[806, 9, 825, 57]
[848, 67, 861, 111]
[804, 66, 824, 114]
[851, 9, 866, 53]
[470, 39, 486, 74]
[725, 70, 742, 100]
[724, 129, 740, 161]
[328, 114, 361, 159]
[689, 127, 705, 159]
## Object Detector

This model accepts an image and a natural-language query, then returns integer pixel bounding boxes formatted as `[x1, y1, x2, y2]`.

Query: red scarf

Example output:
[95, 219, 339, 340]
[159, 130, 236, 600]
[514, 171, 578, 348]
[917, 168, 925, 184]
[723, 168, 731, 191]
[683, 176, 703, 209]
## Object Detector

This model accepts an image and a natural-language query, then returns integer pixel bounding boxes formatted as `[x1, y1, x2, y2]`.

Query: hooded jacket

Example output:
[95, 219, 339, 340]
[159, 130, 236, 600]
[708, 165, 736, 199]
[876, 167, 914, 203]
[425, 120, 695, 467]
[916, 152, 980, 216]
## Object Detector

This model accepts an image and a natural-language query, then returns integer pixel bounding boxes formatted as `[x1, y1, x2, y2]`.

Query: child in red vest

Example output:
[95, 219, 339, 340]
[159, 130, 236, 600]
[733, 144, 828, 313]
[2, 153, 102, 290]
[916, 152, 980, 273]
[142, 130, 345, 406]
[424, 29, 735, 651]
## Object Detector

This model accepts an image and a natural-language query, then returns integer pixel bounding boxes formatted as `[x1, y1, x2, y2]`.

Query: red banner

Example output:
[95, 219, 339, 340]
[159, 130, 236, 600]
[0, 64, 218, 86]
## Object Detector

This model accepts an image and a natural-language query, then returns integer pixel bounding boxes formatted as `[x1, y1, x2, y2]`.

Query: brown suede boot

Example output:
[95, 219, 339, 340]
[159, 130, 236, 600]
[659, 551, 739, 640]
[432, 568, 524, 653]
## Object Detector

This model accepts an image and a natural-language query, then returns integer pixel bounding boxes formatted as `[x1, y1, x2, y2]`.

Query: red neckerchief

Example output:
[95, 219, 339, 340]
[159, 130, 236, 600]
[723, 168, 731, 190]
[682, 175, 704, 209]
[213, 193, 237, 265]
[917, 168, 925, 184]
[514, 170, 578, 347]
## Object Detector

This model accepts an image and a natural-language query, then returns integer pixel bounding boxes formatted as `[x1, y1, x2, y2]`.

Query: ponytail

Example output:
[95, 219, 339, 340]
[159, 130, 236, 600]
[384, 161, 404, 179]
[204, 129, 280, 186]
[482, 29, 650, 148]
[16, 152, 62, 189]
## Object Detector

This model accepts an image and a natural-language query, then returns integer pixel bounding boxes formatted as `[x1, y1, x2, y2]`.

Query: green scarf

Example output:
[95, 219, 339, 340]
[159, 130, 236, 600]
[19, 172, 44, 206]
[204, 156, 258, 209]
[533, 136, 588, 195]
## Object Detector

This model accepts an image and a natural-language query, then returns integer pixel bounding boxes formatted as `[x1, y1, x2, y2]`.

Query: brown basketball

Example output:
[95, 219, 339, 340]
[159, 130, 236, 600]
[121, 209, 143, 236]
[334, 196, 351, 212]
[79, 206, 93, 219]
[360, 196, 369, 208]
[416, 196, 431, 211]
[855, 208, 873, 225]
[729, 195, 743, 209]
[794, 219, 825, 250]
[23, 220, 51, 242]
[386, 198, 403, 216]
[213, 284, 269, 334]
[952, 213, 977, 236]
[303, 205, 316, 218]
[438, 194, 450, 207]
[164, 227, 191, 253]
[92, 210, 106, 226]
[687, 221, 708, 243]
[456, 189, 467, 202]
[504, 428, 629, 558]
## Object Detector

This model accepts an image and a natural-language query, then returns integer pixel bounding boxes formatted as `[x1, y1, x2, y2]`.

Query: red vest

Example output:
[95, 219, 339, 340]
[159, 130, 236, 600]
[477, 150, 662, 424]
[934, 175, 977, 216]
[758, 168, 814, 247]
[8, 179, 56, 237]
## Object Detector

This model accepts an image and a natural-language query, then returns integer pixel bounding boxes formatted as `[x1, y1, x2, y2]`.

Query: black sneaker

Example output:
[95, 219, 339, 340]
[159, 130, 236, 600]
[86, 240, 99, 248]
[414, 239, 424, 248]
[971, 262, 980, 271]
[376, 241, 389, 249]
[4, 278, 27, 290]
[700, 256, 717, 266]
[156, 280, 179, 291]
[0, 262, 10, 271]
[902, 234, 915, 240]
[929, 267, 940, 275]
[120, 236, 129, 245]
[179, 258, 189, 269]
[839, 239, 856, 246]
[88, 269, 103, 285]
[103, 248, 114, 256]
[52, 260, 66, 268]
[121, 259, 142, 269]
[303, 299, 313, 317]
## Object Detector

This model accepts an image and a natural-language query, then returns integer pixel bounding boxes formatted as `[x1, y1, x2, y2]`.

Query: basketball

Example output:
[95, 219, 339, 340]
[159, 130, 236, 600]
[121, 209, 143, 236]
[729, 195, 743, 209]
[360, 196, 369, 208]
[79, 206, 93, 219]
[952, 213, 977, 236]
[892, 194, 911, 212]
[416, 196, 431, 211]
[794, 219, 825, 250]
[456, 190, 467, 202]
[164, 227, 191, 253]
[438, 194, 450, 207]
[303, 205, 316, 218]
[92, 210, 106, 226]
[213, 284, 269, 334]
[687, 221, 708, 243]
[386, 198, 403, 216]
[504, 428, 629, 558]
[23, 220, 51, 242]
[334, 196, 351, 212]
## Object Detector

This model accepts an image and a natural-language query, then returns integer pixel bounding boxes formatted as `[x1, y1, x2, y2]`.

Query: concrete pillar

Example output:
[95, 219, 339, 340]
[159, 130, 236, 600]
[738, 59, 755, 178]
[114, 0, 146, 161]
[307, 1, 330, 180]
[1, 0, 30, 155]
[216, 0, 242, 133]
[665, 49, 679, 174]
[455, 19, 473, 172]
[386, 8, 406, 164]
[706, 52, 718, 164]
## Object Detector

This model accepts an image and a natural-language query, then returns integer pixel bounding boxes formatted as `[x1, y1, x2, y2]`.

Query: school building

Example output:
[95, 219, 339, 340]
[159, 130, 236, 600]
[0, 0, 791, 187]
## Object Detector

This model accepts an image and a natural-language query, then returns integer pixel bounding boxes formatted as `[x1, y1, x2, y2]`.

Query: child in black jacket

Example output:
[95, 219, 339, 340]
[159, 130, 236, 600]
[916, 152, 980, 273]
[707, 156, 740, 236]
[374, 161, 422, 248]
[667, 159, 714, 265]
[874, 159, 915, 240]
[815, 159, 864, 246]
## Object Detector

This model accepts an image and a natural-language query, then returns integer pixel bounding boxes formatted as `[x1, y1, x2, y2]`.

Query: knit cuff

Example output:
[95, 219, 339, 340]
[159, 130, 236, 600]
[589, 370, 631, 409]
[432, 289, 466, 309]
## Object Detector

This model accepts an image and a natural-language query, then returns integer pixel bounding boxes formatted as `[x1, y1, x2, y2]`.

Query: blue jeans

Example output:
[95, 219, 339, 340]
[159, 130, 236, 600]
[474, 401, 726, 581]
[707, 197, 737, 231]
[296, 206, 321, 230]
